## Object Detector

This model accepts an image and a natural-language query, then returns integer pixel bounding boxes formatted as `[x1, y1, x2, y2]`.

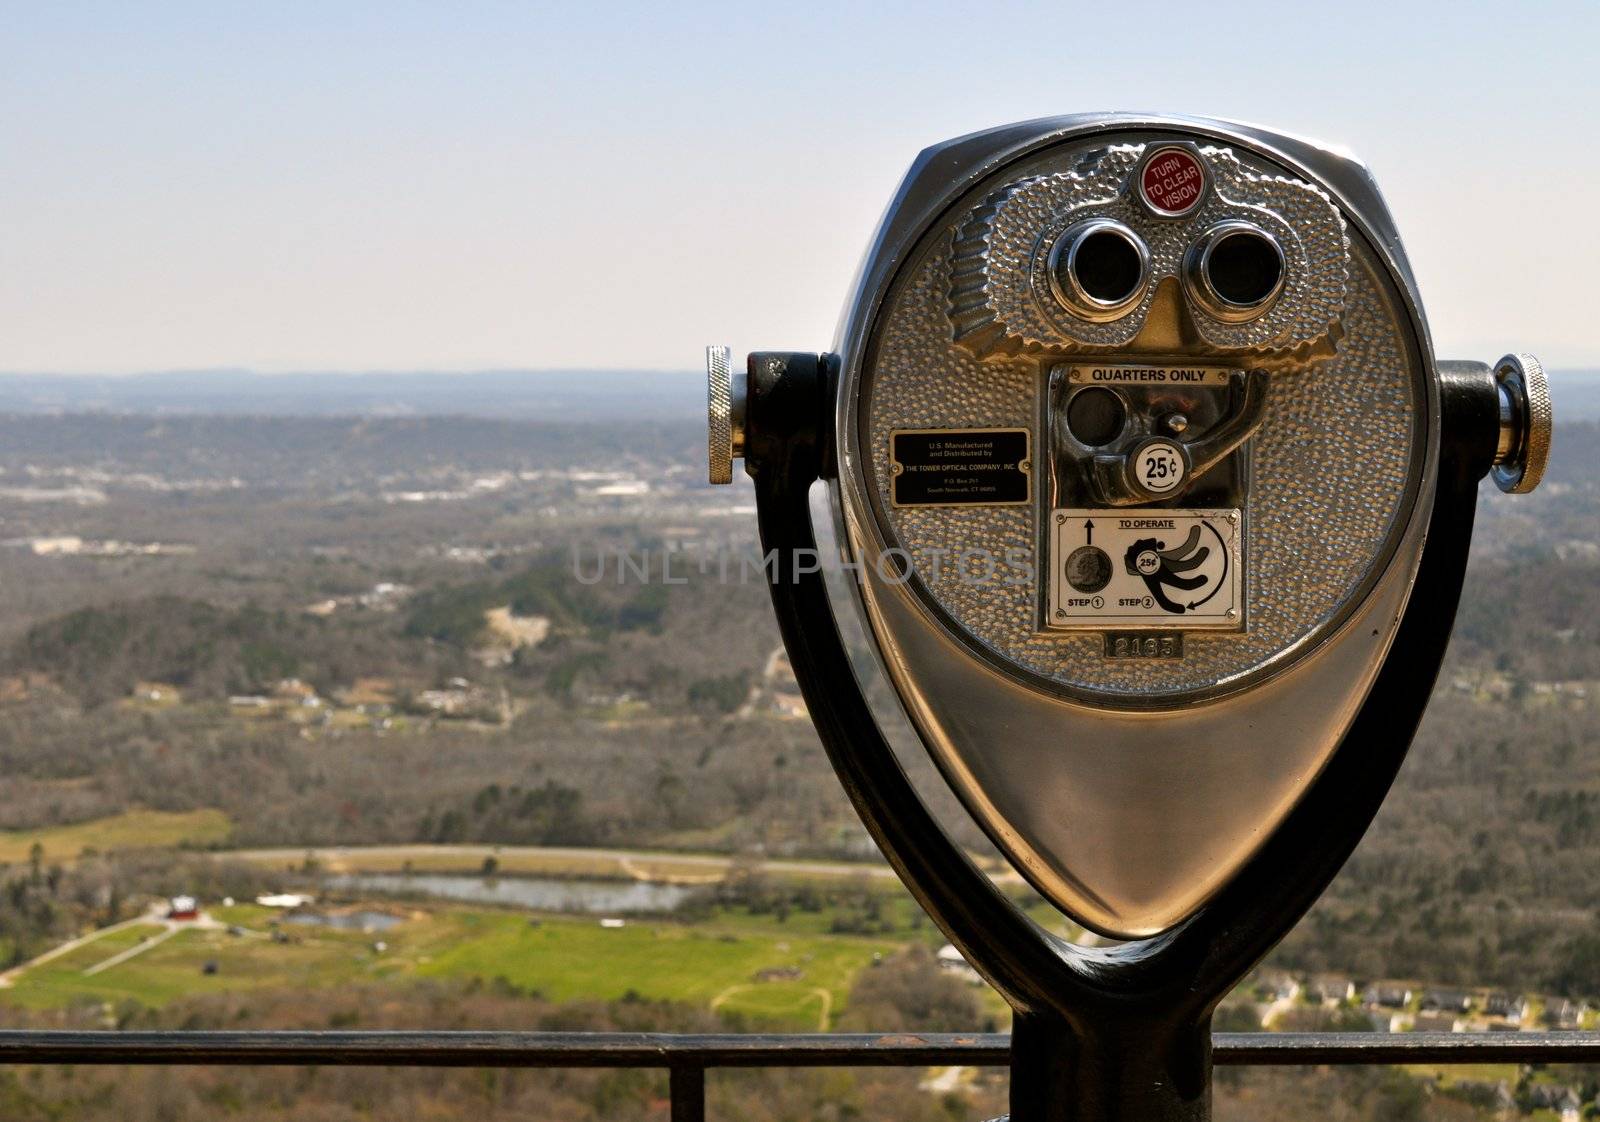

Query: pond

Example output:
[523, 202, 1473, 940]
[283, 909, 404, 932]
[323, 872, 697, 915]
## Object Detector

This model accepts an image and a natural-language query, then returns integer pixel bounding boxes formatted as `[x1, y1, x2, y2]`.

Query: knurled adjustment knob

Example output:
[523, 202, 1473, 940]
[706, 345, 746, 485]
[1491, 353, 1552, 494]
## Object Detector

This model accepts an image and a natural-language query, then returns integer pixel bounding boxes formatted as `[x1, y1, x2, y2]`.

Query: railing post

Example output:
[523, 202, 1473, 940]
[670, 1063, 705, 1122]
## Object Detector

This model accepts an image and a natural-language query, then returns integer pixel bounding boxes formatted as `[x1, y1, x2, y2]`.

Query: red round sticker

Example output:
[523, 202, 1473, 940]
[1140, 148, 1206, 216]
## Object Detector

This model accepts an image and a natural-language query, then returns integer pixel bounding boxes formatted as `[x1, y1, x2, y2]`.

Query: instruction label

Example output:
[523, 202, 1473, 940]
[1048, 508, 1243, 631]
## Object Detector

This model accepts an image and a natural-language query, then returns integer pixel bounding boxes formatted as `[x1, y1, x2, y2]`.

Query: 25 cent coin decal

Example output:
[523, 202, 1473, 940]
[1133, 439, 1186, 495]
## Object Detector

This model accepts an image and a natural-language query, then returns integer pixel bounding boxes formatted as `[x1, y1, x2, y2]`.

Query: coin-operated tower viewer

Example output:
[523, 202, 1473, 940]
[707, 114, 1551, 1122]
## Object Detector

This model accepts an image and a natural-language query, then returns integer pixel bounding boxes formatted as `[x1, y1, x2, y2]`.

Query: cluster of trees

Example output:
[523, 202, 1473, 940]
[0, 687, 879, 857]
[5, 540, 772, 720]
[403, 554, 668, 649]
[7, 596, 466, 707]
[677, 861, 944, 938]
[837, 945, 991, 1033]
[0, 852, 271, 968]
[1272, 693, 1600, 994]
[1452, 554, 1600, 682]
[419, 782, 597, 847]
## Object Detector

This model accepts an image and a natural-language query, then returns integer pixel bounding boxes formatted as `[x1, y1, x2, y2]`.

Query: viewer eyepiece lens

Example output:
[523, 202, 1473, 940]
[1186, 222, 1285, 321]
[1048, 220, 1150, 321]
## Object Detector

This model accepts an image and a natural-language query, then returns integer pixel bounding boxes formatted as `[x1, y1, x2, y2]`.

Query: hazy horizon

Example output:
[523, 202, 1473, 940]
[0, 365, 1595, 424]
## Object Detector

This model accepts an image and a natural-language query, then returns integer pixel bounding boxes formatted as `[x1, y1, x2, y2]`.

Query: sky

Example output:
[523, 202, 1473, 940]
[2, 1, 1597, 374]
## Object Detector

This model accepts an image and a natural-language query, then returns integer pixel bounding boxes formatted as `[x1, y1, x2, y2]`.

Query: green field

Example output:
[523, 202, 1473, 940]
[0, 903, 908, 1029]
[0, 808, 232, 864]
[408, 910, 893, 1026]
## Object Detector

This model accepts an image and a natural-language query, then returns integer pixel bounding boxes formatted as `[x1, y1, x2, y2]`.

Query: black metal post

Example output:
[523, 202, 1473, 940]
[670, 1064, 705, 1122]
[1011, 1010, 1211, 1122]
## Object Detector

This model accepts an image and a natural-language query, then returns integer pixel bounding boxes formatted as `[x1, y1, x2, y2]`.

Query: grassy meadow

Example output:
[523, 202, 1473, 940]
[0, 808, 232, 864]
[0, 901, 923, 1029]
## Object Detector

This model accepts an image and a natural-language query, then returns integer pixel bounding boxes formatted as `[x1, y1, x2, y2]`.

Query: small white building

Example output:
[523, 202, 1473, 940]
[936, 944, 983, 986]
[256, 893, 315, 909]
[168, 895, 199, 920]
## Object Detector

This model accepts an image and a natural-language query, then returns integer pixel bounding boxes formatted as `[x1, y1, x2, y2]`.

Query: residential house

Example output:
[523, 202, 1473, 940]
[771, 691, 809, 720]
[1254, 969, 1300, 1003]
[357, 582, 413, 610]
[936, 943, 983, 986]
[256, 893, 315, 909]
[1526, 1083, 1583, 1122]
[132, 681, 180, 704]
[415, 679, 497, 719]
[1448, 1079, 1514, 1116]
[1420, 989, 1472, 1014]
[273, 678, 319, 703]
[1369, 1011, 1407, 1033]
[1411, 1012, 1463, 1033]
[1306, 975, 1356, 1004]
[1544, 998, 1586, 1029]
[1483, 993, 1528, 1023]
[1364, 983, 1413, 1010]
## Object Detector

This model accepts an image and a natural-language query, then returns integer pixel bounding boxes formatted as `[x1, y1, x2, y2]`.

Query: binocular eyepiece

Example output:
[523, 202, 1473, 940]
[1047, 216, 1286, 325]
[1048, 219, 1150, 319]
[1183, 221, 1285, 319]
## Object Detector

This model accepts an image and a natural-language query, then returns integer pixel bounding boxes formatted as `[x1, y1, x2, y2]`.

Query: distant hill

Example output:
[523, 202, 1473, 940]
[0, 366, 1595, 421]
[0, 369, 703, 422]
[1552, 369, 1600, 420]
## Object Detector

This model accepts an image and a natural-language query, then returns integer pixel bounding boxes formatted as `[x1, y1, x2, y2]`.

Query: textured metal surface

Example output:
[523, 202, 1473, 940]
[867, 209, 1419, 696]
[949, 145, 1348, 358]
[706, 345, 734, 484]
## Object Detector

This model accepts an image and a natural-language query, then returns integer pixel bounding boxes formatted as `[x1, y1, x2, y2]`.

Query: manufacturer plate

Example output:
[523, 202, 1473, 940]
[890, 428, 1030, 507]
[1048, 508, 1242, 630]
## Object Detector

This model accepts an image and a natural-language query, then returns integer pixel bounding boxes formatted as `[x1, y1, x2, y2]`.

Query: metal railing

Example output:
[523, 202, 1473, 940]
[3, 1030, 1598, 1122]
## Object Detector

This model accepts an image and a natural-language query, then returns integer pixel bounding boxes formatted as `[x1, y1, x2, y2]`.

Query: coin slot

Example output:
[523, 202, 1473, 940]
[1066, 387, 1127, 447]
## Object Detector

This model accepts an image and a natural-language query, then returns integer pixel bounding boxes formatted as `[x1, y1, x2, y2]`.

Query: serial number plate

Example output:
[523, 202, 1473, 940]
[1048, 508, 1243, 631]
[1104, 632, 1185, 659]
